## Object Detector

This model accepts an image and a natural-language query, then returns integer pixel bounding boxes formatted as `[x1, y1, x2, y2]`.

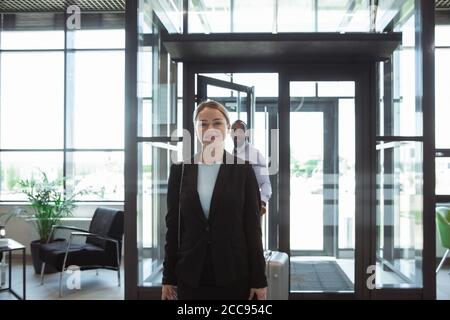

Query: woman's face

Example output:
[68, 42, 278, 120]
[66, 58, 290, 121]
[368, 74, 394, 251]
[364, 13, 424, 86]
[195, 107, 229, 146]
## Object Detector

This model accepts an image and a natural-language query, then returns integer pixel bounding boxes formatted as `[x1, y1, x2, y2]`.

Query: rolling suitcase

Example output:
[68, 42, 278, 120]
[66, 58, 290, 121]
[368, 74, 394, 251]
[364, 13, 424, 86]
[264, 250, 289, 300]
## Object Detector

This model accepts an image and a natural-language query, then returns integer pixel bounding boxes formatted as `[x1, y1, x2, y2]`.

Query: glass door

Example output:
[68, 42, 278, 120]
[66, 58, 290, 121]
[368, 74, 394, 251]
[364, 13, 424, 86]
[290, 98, 338, 256]
[197, 75, 255, 137]
[289, 81, 356, 293]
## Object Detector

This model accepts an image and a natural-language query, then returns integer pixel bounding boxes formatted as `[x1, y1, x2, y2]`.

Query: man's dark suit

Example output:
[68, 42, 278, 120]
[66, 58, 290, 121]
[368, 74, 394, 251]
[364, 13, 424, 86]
[162, 152, 267, 290]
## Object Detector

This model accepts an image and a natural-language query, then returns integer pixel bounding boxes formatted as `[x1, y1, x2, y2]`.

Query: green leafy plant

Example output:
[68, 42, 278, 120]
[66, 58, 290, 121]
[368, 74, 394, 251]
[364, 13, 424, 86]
[291, 158, 320, 178]
[18, 172, 89, 243]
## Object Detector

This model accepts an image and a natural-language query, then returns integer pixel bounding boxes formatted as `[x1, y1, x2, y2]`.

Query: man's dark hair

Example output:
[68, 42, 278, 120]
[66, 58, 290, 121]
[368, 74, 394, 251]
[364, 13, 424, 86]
[231, 119, 248, 132]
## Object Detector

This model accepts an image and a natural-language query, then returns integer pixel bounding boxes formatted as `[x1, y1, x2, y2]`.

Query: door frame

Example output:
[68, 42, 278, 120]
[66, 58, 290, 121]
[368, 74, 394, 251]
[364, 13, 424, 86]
[184, 62, 376, 300]
[197, 75, 255, 133]
[288, 98, 339, 257]
[280, 64, 376, 300]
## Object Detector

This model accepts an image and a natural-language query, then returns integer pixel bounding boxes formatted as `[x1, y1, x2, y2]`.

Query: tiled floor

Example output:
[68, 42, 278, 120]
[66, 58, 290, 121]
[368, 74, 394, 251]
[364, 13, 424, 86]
[0, 257, 124, 300]
[1, 258, 449, 300]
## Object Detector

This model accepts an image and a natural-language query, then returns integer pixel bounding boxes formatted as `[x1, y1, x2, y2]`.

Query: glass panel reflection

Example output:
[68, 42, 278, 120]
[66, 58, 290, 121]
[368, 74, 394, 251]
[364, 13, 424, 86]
[138, 26, 177, 138]
[153, 0, 183, 33]
[376, 141, 423, 288]
[289, 81, 355, 293]
[379, 12, 421, 137]
[188, 0, 409, 33]
[138, 142, 181, 286]
[137, 0, 183, 289]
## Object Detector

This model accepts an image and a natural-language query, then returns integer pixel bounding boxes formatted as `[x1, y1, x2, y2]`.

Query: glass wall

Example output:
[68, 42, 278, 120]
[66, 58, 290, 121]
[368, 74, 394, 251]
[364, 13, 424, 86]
[153, 0, 184, 34]
[189, 0, 409, 33]
[376, 142, 423, 286]
[0, 13, 125, 202]
[129, 0, 433, 299]
[376, 0, 423, 288]
[136, 0, 182, 287]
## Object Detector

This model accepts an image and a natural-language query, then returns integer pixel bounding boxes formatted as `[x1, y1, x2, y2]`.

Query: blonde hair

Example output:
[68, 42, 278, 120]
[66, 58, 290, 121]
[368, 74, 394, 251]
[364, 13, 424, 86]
[193, 100, 230, 126]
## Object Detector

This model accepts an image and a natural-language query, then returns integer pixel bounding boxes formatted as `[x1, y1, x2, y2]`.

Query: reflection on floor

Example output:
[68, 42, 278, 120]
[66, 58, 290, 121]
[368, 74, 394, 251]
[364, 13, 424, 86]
[141, 258, 163, 285]
[0, 257, 124, 300]
[437, 267, 450, 300]
[375, 259, 418, 285]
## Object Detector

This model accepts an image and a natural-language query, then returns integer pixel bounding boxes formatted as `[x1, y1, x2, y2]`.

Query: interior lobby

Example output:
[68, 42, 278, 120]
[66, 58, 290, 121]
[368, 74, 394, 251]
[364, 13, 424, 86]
[0, 0, 449, 300]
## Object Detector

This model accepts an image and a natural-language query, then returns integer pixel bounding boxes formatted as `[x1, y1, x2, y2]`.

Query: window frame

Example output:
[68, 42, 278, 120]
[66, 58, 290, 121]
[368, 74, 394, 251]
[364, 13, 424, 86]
[0, 13, 125, 203]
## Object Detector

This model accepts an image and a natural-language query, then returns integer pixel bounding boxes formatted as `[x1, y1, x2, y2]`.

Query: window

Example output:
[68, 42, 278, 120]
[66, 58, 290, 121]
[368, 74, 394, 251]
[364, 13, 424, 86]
[435, 25, 450, 201]
[67, 152, 124, 201]
[0, 152, 63, 201]
[70, 29, 125, 49]
[68, 51, 124, 149]
[1, 30, 64, 50]
[0, 52, 64, 149]
[0, 13, 125, 202]
[188, 0, 408, 33]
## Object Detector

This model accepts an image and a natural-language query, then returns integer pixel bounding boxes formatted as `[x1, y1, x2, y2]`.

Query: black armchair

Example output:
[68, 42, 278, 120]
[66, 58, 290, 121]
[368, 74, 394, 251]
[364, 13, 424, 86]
[39, 207, 124, 297]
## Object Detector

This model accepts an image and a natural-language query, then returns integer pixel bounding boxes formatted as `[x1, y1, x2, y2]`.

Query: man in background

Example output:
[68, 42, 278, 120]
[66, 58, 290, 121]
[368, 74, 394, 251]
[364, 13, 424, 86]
[231, 120, 272, 215]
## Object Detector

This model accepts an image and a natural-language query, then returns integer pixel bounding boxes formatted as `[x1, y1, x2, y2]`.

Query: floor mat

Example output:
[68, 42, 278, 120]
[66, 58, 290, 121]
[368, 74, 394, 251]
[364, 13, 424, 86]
[290, 260, 354, 292]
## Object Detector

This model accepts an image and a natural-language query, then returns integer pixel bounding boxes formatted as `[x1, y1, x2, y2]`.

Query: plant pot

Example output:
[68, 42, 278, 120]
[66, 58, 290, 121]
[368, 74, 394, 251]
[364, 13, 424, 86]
[30, 239, 65, 274]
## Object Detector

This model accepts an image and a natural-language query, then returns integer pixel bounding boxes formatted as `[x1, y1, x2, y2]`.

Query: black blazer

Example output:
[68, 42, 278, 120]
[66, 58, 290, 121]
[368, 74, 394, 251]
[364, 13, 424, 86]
[162, 151, 267, 289]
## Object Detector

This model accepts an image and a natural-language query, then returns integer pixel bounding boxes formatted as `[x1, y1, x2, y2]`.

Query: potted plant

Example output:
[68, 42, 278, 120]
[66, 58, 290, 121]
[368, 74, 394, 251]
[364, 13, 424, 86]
[18, 172, 88, 274]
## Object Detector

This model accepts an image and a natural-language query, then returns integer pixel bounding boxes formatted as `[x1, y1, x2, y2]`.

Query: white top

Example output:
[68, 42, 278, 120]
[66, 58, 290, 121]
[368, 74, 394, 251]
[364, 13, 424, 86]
[234, 141, 272, 204]
[197, 164, 221, 219]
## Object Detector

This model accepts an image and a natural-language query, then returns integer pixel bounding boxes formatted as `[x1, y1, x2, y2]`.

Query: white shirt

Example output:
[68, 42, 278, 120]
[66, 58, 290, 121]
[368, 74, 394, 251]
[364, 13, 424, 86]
[234, 141, 272, 204]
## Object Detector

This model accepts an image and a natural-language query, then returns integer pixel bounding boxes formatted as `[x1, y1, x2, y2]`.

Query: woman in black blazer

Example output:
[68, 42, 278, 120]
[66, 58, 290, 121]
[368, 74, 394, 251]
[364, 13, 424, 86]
[161, 100, 267, 300]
